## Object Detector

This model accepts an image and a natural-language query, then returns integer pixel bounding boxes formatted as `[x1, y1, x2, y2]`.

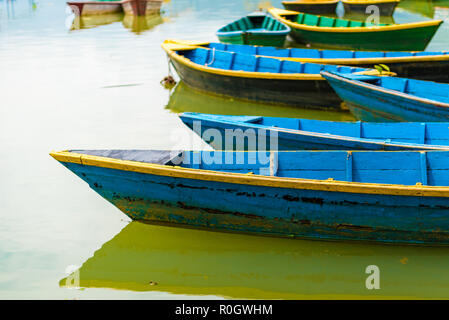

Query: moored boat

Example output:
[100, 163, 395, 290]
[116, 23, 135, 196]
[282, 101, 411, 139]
[342, 0, 400, 16]
[161, 40, 383, 109]
[165, 40, 449, 82]
[282, 0, 339, 15]
[216, 12, 290, 47]
[51, 149, 449, 245]
[180, 112, 449, 151]
[67, 0, 123, 16]
[268, 7, 442, 51]
[121, 0, 163, 16]
[322, 71, 449, 122]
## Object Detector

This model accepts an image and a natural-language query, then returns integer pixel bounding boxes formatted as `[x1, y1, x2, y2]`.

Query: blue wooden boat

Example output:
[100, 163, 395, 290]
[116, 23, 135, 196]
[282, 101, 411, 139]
[322, 71, 449, 122]
[161, 41, 383, 109]
[51, 149, 449, 245]
[167, 39, 449, 82]
[179, 112, 449, 151]
[216, 12, 291, 47]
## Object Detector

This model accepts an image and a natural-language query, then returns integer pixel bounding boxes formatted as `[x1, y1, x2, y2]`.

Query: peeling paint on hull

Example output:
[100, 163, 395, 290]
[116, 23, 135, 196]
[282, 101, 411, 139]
[63, 162, 449, 245]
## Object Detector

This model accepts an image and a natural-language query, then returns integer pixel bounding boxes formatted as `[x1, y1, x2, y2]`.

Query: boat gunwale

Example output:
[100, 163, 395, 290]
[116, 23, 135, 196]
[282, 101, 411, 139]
[51, 150, 449, 197]
[161, 41, 380, 80]
[268, 7, 443, 33]
[179, 112, 449, 150]
[321, 71, 449, 110]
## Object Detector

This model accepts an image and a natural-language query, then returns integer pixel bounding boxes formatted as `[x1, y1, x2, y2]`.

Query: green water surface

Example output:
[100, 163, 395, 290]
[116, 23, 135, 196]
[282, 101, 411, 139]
[2, 0, 449, 299]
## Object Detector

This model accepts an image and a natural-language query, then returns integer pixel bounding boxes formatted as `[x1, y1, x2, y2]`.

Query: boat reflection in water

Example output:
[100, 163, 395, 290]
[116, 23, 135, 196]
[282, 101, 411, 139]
[70, 13, 124, 30]
[166, 82, 356, 121]
[60, 221, 449, 299]
[69, 12, 164, 33]
[122, 14, 164, 34]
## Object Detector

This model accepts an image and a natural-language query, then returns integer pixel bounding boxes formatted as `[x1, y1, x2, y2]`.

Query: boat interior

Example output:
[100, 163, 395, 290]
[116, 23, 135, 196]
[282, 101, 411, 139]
[177, 47, 367, 74]
[217, 14, 289, 33]
[206, 42, 448, 59]
[181, 113, 449, 146]
[281, 11, 390, 27]
[68, 149, 449, 186]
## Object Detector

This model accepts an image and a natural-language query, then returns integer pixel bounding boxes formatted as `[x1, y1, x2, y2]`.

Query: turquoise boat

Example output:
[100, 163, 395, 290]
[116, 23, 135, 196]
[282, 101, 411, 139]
[216, 12, 291, 47]
[179, 112, 449, 151]
[162, 41, 383, 109]
[51, 149, 449, 245]
[172, 40, 449, 83]
[322, 71, 449, 122]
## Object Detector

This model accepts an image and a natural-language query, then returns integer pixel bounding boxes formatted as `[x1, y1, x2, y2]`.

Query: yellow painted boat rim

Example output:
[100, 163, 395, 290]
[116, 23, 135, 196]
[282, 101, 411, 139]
[50, 150, 449, 197]
[268, 7, 443, 33]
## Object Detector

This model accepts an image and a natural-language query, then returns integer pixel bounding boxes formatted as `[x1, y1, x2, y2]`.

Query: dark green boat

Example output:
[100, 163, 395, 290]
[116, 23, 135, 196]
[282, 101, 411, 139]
[269, 7, 443, 51]
[216, 11, 291, 47]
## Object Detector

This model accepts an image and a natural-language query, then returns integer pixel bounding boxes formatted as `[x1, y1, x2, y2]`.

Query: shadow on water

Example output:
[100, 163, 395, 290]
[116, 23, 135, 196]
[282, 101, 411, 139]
[69, 13, 164, 34]
[165, 82, 356, 121]
[60, 221, 449, 299]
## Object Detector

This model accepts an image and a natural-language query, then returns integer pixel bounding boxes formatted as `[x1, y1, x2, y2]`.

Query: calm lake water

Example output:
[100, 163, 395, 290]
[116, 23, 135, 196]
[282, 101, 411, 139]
[2, 0, 449, 299]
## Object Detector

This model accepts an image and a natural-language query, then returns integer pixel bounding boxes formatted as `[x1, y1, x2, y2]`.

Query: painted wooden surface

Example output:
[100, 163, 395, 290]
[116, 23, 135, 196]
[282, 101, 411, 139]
[216, 13, 290, 47]
[268, 7, 442, 51]
[322, 71, 449, 122]
[342, 0, 400, 16]
[179, 112, 449, 151]
[51, 149, 449, 245]
[282, 0, 339, 15]
[169, 40, 449, 82]
[162, 42, 376, 109]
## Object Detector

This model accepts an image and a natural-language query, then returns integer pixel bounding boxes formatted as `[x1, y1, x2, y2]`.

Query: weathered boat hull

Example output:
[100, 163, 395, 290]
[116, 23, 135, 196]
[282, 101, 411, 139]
[282, 1, 338, 14]
[55, 156, 449, 245]
[322, 71, 449, 122]
[169, 58, 343, 109]
[67, 1, 123, 16]
[342, 1, 400, 16]
[121, 0, 162, 15]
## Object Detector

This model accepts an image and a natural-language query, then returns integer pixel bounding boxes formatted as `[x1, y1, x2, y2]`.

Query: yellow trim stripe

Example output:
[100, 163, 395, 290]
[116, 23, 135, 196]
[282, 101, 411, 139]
[161, 41, 388, 80]
[268, 7, 443, 33]
[51, 150, 449, 198]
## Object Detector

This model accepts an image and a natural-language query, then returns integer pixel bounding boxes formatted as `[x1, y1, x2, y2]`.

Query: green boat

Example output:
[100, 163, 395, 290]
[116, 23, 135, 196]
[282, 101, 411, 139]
[268, 7, 443, 51]
[216, 11, 291, 47]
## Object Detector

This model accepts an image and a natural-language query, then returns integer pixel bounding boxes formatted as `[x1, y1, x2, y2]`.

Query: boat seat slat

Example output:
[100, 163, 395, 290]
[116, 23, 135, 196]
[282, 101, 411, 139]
[420, 152, 428, 186]
[346, 151, 353, 182]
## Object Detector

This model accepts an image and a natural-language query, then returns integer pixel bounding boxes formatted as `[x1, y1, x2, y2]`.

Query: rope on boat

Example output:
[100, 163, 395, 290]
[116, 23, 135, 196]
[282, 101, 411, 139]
[205, 47, 216, 67]
[161, 54, 177, 89]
